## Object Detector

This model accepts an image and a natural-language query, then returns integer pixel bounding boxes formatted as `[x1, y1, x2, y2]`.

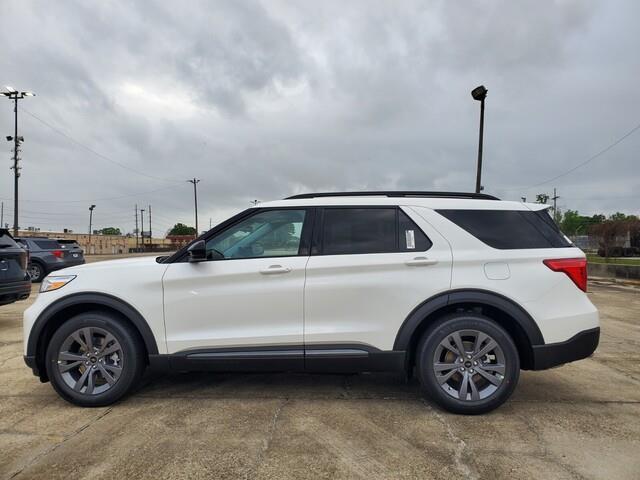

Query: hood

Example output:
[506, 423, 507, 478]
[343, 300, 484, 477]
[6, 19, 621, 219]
[62, 255, 163, 273]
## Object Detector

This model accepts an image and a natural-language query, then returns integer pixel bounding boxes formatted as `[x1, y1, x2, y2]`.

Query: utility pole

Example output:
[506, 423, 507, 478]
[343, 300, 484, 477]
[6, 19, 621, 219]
[88, 204, 96, 235]
[1, 201, 3, 227]
[134, 204, 139, 251]
[2, 87, 35, 236]
[552, 187, 560, 223]
[187, 178, 200, 235]
[471, 85, 488, 194]
[148, 204, 152, 250]
[140, 208, 145, 250]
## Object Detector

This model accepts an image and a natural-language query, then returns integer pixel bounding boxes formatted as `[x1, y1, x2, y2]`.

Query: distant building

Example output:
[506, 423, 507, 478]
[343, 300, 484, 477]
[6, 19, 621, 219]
[17, 230, 175, 255]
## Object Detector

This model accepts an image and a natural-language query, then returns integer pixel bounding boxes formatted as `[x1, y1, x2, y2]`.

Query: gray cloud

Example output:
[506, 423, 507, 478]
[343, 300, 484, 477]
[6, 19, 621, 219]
[0, 0, 638, 235]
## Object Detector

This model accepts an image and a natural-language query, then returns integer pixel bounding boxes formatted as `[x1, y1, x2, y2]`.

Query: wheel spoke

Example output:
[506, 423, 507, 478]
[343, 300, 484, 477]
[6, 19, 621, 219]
[472, 331, 488, 356]
[450, 332, 467, 357]
[58, 352, 85, 362]
[433, 362, 459, 372]
[98, 334, 120, 355]
[73, 367, 92, 392]
[100, 343, 120, 357]
[458, 371, 469, 400]
[472, 339, 497, 361]
[468, 374, 480, 401]
[85, 368, 96, 394]
[482, 363, 505, 374]
[71, 331, 89, 351]
[59, 361, 82, 373]
[103, 364, 122, 376]
[81, 328, 94, 351]
[436, 368, 458, 385]
[98, 363, 116, 385]
[475, 366, 502, 386]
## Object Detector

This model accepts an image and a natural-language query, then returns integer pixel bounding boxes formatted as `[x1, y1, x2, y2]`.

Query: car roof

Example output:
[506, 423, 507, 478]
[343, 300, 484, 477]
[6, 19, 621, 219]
[259, 191, 548, 211]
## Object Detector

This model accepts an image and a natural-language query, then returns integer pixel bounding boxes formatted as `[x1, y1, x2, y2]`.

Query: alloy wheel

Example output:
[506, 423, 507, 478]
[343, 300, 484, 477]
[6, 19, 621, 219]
[27, 264, 42, 281]
[56, 327, 124, 395]
[432, 329, 506, 401]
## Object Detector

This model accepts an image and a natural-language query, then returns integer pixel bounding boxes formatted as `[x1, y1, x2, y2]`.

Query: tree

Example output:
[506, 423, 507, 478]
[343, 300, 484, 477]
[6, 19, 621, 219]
[100, 227, 121, 235]
[535, 193, 549, 204]
[169, 223, 196, 236]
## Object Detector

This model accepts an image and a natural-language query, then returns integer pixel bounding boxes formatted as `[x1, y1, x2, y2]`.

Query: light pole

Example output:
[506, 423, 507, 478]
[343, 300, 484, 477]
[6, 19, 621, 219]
[188, 178, 200, 235]
[2, 86, 35, 236]
[471, 85, 487, 194]
[88, 205, 96, 251]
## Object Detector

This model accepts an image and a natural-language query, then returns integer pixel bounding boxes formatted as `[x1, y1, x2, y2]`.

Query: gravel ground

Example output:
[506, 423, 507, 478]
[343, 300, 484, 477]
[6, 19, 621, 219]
[0, 272, 638, 479]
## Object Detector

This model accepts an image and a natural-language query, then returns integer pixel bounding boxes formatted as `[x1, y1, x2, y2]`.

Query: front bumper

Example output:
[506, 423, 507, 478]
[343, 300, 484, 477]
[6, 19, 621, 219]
[531, 327, 600, 370]
[0, 280, 31, 305]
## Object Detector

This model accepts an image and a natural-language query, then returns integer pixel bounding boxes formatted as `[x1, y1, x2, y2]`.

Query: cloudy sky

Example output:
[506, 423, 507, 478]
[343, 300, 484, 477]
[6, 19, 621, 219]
[1, 0, 639, 235]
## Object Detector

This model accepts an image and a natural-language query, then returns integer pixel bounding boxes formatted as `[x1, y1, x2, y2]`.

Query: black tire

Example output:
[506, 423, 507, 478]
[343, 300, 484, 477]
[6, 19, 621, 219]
[45, 311, 145, 407]
[27, 261, 46, 283]
[416, 313, 520, 415]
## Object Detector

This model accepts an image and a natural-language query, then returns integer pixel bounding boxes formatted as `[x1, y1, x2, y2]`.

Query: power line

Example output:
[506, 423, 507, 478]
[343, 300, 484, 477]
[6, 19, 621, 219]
[0, 183, 182, 204]
[519, 121, 640, 190]
[21, 108, 183, 185]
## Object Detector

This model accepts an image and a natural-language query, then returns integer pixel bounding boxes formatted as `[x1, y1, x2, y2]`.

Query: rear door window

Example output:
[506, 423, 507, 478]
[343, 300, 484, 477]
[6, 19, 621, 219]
[320, 208, 432, 255]
[437, 209, 572, 249]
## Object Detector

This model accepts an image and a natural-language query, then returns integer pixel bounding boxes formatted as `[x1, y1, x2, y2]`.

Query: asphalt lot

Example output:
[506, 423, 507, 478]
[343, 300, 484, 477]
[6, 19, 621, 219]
[0, 265, 638, 479]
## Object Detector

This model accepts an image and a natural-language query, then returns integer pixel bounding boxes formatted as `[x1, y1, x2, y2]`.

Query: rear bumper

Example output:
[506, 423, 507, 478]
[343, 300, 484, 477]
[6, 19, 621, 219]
[0, 280, 31, 305]
[531, 327, 600, 370]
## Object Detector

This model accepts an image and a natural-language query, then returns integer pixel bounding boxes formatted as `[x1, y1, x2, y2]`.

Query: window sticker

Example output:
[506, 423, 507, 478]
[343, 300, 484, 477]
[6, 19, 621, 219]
[405, 229, 416, 249]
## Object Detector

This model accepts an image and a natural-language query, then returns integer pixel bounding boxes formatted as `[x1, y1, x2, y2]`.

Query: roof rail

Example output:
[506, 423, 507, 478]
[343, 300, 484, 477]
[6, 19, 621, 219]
[284, 191, 499, 200]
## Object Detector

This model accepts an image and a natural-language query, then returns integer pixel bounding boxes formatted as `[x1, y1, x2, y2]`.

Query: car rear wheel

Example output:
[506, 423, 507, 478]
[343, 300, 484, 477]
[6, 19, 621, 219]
[45, 311, 145, 407]
[416, 313, 520, 415]
[27, 262, 45, 282]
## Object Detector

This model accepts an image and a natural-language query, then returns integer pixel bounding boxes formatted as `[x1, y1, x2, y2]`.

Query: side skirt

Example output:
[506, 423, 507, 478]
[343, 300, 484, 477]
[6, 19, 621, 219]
[148, 345, 406, 374]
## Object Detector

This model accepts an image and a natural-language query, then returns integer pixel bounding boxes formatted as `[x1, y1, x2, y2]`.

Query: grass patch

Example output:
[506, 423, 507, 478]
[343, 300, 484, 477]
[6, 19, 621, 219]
[586, 254, 640, 266]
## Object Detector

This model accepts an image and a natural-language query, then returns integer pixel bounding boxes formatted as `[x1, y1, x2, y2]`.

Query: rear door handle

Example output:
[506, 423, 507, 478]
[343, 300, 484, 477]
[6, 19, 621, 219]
[260, 265, 292, 275]
[405, 257, 438, 266]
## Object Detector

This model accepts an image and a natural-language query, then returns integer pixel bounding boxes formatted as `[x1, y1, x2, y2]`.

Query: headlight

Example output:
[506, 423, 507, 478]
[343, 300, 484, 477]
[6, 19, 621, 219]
[40, 275, 76, 293]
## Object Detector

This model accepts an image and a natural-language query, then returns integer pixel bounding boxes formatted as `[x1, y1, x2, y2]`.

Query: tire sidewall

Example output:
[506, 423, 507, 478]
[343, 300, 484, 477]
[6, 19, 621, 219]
[417, 314, 520, 415]
[45, 311, 144, 407]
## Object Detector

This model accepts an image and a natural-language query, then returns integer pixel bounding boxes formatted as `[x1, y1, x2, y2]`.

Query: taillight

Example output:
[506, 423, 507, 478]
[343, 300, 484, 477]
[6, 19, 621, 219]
[543, 258, 587, 292]
[52, 250, 64, 259]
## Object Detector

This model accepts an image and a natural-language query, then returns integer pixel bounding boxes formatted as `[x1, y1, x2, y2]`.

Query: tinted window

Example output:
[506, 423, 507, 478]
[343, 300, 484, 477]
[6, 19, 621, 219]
[34, 240, 62, 250]
[207, 209, 306, 259]
[398, 211, 432, 251]
[437, 209, 572, 249]
[322, 208, 397, 255]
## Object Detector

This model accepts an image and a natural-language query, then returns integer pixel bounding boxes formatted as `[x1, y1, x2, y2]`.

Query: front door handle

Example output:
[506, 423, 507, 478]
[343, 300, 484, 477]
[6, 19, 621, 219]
[259, 265, 292, 275]
[405, 257, 438, 267]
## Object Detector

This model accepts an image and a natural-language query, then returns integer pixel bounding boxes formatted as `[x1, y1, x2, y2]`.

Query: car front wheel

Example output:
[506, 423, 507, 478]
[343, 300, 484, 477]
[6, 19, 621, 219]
[416, 313, 520, 415]
[45, 311, 145, 407]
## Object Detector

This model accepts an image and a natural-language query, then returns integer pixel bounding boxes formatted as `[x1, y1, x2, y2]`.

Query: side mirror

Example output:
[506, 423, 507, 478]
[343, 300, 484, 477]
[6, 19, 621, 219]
[187, 240, 207, 262]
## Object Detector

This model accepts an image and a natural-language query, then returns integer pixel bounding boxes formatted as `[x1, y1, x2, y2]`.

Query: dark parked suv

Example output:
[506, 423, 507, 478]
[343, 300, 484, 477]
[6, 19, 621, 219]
[15, 237, 85, 282]
[0, 229, 31, 306]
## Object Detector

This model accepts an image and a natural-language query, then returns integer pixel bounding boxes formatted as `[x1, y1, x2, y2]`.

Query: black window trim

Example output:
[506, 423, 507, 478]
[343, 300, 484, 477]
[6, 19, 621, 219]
[312, 205, 432, 257]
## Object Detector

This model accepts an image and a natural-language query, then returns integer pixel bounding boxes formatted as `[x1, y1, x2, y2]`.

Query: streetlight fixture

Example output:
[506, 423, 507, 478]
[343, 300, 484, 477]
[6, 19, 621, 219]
[471, 85, 487, 194]
[2, 86, 35, 235]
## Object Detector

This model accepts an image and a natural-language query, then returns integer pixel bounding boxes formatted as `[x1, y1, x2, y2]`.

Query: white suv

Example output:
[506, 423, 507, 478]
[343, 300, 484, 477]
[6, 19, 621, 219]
[23, 192, 599, 414]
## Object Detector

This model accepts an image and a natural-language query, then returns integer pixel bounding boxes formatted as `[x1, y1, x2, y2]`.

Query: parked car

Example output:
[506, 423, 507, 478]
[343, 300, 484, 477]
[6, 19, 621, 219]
[0, 229, 31, 306]
[22, 191, 599, 414]
[15, 237, 85, 282]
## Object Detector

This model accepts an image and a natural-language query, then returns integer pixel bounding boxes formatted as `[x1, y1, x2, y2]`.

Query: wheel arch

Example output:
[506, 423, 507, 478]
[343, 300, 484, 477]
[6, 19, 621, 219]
[28, 292, 158, 381]
[394, 289, 544, 371]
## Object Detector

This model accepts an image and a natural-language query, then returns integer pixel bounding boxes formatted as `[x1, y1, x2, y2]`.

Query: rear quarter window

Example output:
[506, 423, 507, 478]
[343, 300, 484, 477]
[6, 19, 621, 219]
[437, 209, 572, 249]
